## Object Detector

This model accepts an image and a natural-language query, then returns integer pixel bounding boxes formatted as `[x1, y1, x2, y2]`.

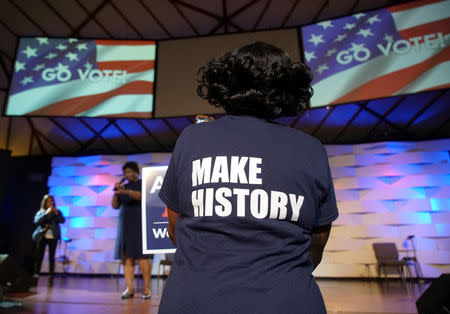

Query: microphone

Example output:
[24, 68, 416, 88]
[113, 177, 126, 190]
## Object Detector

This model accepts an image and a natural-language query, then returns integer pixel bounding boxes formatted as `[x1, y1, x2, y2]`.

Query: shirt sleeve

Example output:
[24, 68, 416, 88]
[314, 149, 339, 227]
[158, 126, 191, 214]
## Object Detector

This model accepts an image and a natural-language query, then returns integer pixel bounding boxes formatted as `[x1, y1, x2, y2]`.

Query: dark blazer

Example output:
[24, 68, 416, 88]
[32, 208, 66, 242]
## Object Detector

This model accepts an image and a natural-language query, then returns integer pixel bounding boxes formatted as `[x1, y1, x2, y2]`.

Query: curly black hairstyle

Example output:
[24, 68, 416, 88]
[197, 41, 313, 120]
[122, 161, 139, 174]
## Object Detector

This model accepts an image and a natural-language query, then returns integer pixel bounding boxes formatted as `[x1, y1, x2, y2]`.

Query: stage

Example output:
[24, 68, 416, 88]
[1, 275, 429, 313]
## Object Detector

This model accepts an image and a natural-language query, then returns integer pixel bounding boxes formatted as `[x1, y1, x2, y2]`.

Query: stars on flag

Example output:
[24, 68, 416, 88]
[384, 34, 394, 42]
[367, 14, 381, 25]
[317, 21, 333, 30]
[21, 76, 33, 86]
[309, 34, 325, 46]
[302, 6, 404, 84]
[357, 28, 374, 38]
[33, 64, 45, 71]
[334, 34, 347, 43]
[23, 46, 38, 58]
[349, 42, 366, 52]
[343, 23, 356, 30]
[36, 37, 49, 45]
[15, 61, 26, 72]
[56, 44, 67, 51]
[65, 52, 79, 61]
[84, 62, 93, 70]
[77, 43, 88, 51]
[55, 62, 69, 72]
[353, 13, 366, 20]
[325, 48, 337, 57]
[304, 51, 316, 62]
[11, 37, 97, 96]
[45, 52, 58, 60]
[316, 64, 329, 75]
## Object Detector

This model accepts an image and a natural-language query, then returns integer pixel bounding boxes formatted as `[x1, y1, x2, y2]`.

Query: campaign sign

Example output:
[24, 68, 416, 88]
[141, 166, 176, 254]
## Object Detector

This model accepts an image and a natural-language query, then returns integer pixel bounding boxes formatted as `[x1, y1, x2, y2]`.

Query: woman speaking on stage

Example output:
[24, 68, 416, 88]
[157, 41, 339, 314]
[112, 161, 153, 300]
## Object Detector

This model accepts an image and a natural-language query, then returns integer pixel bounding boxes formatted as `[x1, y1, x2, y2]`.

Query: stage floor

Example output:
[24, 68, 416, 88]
[2, 276, 428, 313]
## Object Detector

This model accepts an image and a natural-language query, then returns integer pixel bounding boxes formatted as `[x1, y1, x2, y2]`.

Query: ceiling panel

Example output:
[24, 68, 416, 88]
[52, 117, 95, 142]
[78, 0, 106, 12]
[231, 0, 270, 30]
[387, 92, 439, 129]
[45, 0, 88, 29]
[175, 2, 222, 34]
[257, 0, 297, 29]
[337, 109, 379, 143]
[32, 117, 81, 153]
[0, 1, 42, 36]
[14, 0, 73, 36]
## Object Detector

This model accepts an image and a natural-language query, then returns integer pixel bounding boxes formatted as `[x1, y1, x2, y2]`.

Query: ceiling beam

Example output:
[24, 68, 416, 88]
[312, 0, 329, 23]
[135, 119, 170, 152]
[71, 0, 112, 37]
[347, 0, 362, 15]
[403, 90, 445, 130]
[333, 102, 367, 142]
[363, 96, 406, 141]
[42, 0, 76, 34]
[311, 106, 335, 137]
[281, 0, 300, 27]
[77, 118, 115, 153]
[252, 0, 271, 30]
[48, 118, 84, 147]
[9, 1, 48, 36]
[27, 118, 47, 155]
[172, 0, 222, 20]
[223, 0, 229, 33]
[169, 0, 200, 35]
[138, 0, 174, 38]
[289, 110, 305, 128]
[212, 0, 263, 32]
[0, 16, 17, 36]
[110, 119, 143, 152]
[109, 1, 144, 39]
[162, 118, 180, 137]
[27, 118, 65, 154]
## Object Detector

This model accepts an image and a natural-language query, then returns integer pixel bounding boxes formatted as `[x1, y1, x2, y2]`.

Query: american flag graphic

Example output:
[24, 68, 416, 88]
[7, 38, 156, 118]
[301, 0, 450, 108]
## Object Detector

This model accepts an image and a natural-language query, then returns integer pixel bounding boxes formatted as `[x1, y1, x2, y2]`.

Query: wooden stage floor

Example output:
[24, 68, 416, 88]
[1, 275, 428, 313]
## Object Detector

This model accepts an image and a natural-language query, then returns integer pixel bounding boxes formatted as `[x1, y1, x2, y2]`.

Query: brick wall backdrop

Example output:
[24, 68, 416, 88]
[42, 139, 449, 278]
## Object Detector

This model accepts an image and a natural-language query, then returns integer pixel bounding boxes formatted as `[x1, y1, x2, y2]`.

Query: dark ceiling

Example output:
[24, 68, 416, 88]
[0, 0, 448, 156]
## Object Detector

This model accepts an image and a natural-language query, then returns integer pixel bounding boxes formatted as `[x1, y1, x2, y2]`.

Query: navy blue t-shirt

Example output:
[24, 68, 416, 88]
[158, 115, 338, 314]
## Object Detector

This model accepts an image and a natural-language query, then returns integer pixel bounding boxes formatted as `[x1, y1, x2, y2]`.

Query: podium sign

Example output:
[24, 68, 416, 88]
[141, 166, 176, 254]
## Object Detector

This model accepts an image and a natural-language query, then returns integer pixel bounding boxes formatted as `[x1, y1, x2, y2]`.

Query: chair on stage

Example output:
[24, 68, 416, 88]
[402, 235, 423, 281]
[157, 253, 174, 279]
[57, 237, 72, 276]
[372, 242, 412, 280]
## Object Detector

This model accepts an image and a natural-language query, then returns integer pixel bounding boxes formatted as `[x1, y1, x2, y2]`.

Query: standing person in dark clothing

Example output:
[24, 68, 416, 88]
[32, 194, 65, 287]
[112, 161, 153, 299]
[158, 41, 338, 314]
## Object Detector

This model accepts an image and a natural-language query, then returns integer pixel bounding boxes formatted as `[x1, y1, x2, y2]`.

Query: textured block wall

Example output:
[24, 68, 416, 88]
[315, 139, 450, 278]
[44, 139, 449, 278]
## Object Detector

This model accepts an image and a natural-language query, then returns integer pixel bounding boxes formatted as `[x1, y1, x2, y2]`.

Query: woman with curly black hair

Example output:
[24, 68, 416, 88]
[158, 41, 338, 314]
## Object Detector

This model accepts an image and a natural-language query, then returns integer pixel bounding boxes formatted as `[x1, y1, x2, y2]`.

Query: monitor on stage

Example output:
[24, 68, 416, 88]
[300, 0, 450, 108]
[5, 37, 156, 118]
